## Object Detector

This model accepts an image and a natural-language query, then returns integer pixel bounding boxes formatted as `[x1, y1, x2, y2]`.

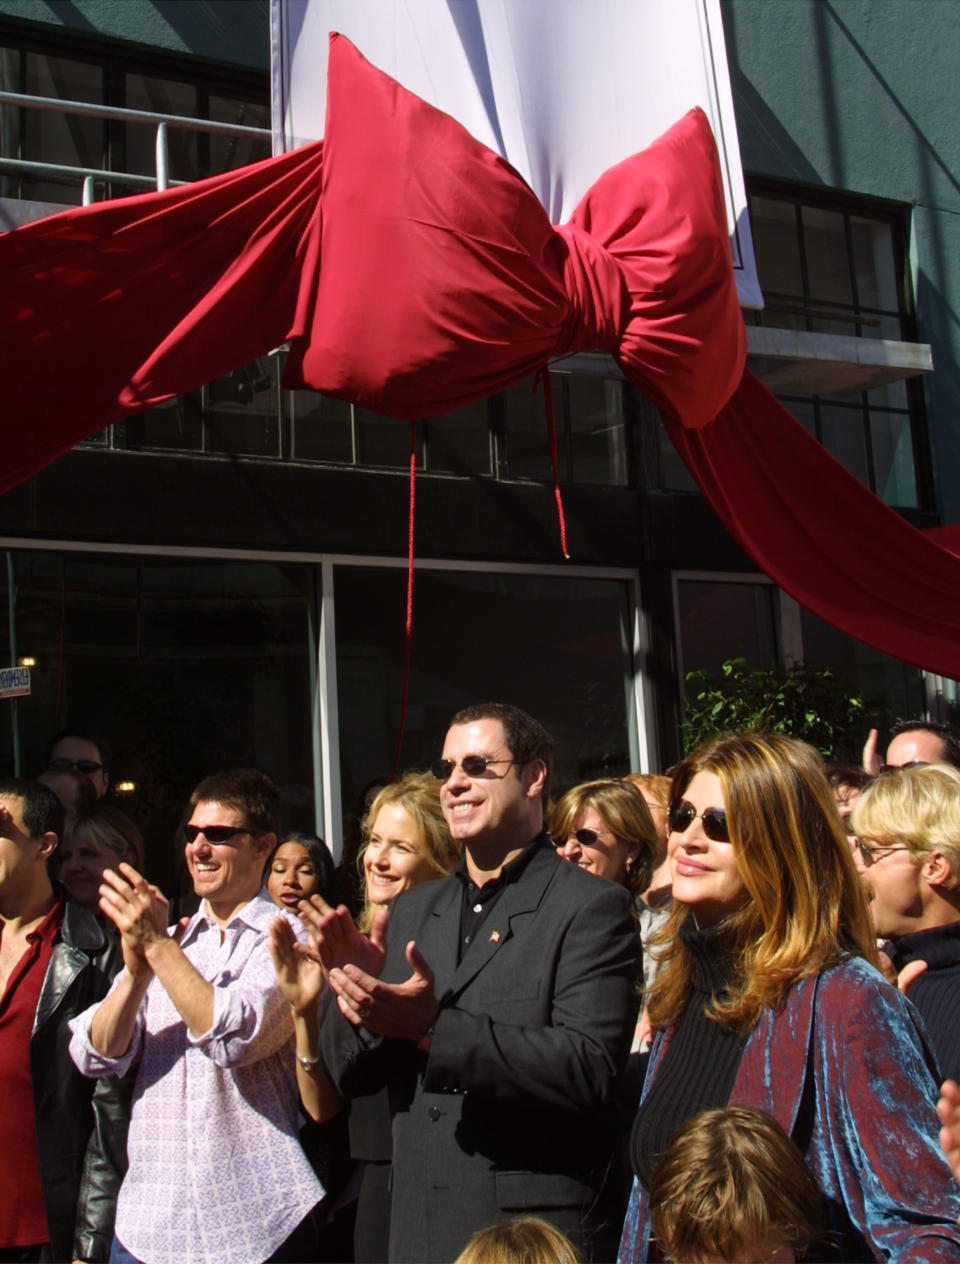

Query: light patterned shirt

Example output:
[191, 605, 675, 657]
[70, 890, 322, 1264]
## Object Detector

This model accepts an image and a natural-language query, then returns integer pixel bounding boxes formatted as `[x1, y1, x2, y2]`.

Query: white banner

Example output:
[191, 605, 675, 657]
[271, 0, 761, 308]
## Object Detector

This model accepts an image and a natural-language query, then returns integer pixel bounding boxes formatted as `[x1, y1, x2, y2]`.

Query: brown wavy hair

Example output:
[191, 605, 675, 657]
[647, 732, 879, 1033]
[549, 778, 659, 896]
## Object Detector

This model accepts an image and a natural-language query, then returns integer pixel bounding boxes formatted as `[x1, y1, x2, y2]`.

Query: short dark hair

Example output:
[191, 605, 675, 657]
[42, 728, 110, 772]
[188, 769, 281, 836]
[825, 764, 873, 793]
[889, 719, 960, 767]
[266, 831, 337, 903]
[0, 776, 65, 844]
[448, 703, 554, 802]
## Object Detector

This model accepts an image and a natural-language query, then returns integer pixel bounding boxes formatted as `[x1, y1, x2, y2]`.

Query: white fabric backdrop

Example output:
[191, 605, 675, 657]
[271, 0, 762, 307]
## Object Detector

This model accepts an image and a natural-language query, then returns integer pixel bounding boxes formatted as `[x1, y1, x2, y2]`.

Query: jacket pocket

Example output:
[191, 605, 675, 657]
[495, 1170, 595, 1211]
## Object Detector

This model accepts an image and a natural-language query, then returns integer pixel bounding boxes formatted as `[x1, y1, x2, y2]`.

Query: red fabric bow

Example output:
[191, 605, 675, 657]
[3, 33, 960, 677]
[286, 35, 746, 432]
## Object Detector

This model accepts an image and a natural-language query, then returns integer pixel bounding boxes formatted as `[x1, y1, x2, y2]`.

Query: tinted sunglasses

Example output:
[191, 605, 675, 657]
[48, 757, 103, 774]
[667, 799, 729, 843]
[566, 828, 610, 848]
[183, 824, 252, 844]
[429, 756, 517, 780]
[879, 760, 928, 775]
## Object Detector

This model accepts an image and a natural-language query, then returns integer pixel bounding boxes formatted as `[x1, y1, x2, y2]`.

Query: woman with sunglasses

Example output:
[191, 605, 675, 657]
[550, 779, 659, 900]
[619, 732, 960, 1263]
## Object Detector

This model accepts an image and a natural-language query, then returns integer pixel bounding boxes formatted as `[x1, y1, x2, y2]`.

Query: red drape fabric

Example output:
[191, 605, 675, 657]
[0, 139, 322, 491]
[3, 33, 960, 675]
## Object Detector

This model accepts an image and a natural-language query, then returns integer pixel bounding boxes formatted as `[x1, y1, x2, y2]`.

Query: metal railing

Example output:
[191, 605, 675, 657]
[0, 89, 271, 201]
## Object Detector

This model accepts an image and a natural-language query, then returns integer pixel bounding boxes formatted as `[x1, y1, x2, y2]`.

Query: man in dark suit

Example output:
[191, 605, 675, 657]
[316, 703, 639, 1262]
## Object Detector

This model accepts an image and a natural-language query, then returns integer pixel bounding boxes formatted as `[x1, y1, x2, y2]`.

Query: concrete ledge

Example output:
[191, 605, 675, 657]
[745, 325, 933, 396]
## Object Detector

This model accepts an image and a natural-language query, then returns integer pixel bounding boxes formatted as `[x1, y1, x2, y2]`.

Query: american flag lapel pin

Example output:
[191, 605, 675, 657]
[489, 930, 500, 944]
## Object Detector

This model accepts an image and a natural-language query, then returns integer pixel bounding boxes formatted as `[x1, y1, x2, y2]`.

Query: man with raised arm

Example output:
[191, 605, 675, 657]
[69, 769, 321, 1264]
[308, 703, 639, 1263]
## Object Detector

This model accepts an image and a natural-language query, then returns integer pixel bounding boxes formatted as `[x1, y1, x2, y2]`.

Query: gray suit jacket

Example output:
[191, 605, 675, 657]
[319, 837, 639, 1263]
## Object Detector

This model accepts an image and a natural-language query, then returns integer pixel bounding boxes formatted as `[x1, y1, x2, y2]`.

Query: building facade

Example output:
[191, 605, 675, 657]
[0, 0, 955, 879]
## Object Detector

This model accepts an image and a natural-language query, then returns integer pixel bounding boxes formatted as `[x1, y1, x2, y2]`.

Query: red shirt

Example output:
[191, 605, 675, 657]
[0, 895, 64, 1248]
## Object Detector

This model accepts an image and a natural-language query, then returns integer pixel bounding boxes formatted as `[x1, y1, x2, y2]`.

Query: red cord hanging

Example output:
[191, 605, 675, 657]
[391, 420, 417, 780]
[536, 369, 571, 559]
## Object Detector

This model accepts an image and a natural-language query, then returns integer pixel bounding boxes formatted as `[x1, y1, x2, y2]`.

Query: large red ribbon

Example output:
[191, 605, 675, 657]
[3, 33, 960, 676]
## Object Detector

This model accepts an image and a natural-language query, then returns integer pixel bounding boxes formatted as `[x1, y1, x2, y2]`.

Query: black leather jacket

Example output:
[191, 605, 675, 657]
[31, 897, 130, 1263]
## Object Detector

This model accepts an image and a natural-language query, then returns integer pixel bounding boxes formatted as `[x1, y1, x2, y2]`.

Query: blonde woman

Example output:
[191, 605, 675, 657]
[620, 732, 960, 1263]
[850, 762, 960, 1083]
[60, 803, 144, 913]
[270, 771, 459, 1263]
[357, 772, 460, 932]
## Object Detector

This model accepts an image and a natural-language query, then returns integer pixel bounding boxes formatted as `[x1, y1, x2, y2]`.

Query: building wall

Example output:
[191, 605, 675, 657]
[0, 0, 269, 71]
[723, 0, 960, 521]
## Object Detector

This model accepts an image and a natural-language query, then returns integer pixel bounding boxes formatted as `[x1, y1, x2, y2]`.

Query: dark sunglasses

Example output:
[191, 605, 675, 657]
[667, 799, 729, 843]
[183, 824, 252, 844]
[879, 760, 928, 775]
[568, 828, 610, 848]
[430, 756, 517, 780]
[48, 757, 103, 774]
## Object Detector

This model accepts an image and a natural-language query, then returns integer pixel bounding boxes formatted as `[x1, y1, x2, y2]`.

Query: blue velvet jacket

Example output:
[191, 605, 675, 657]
[618, 956, 960, 1262]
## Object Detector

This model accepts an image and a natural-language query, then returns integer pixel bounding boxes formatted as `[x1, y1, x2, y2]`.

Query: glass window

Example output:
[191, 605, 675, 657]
[17, 52, 103, 202]
[819, 403, 870, 486]
[568, 376, 629, 485]
[355, 409, 420, 469]
[291, 393, 354, 463]
[747, 186, 924, 509]
[676, 578, 780, 686]
[850, 215, 899, 312]
[333, 565, 637, 813]
[502, 377, 556, 481]
[748, 196, 803, 298]
[0, 552, 316, 896]
[870, 412, 919, 508]
[204, 355, 282, 458]
[208, 93, 270, 171]
[801, 205, 854, 307]
[124, 73, 198, 183]
[425, 400, 493, 476]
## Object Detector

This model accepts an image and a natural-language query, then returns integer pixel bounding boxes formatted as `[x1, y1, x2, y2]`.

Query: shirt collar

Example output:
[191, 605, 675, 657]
[181, 887, 277, 945]
[455, 831, 549, 893]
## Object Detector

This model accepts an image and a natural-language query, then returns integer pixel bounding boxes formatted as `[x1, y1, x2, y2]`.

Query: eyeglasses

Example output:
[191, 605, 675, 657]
[429, 756, 518, 781]
[854, 838, 910, 866]
[879, 761, 929, 775]
[563, 828, 613, 849]
[48, 757, 103, 774]
[667, 799, 730, 843]
[183, 824, 253, 844]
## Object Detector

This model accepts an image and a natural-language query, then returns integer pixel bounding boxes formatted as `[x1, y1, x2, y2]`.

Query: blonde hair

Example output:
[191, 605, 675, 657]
[647, 733, 879, 1032]
[851, 763, 960, 888]
[357, 771, 459, 931]
[65, 803, 145, 871]
[454, 1218, 580, 1264]
[549, 779, 659, 895]
[650, 1107, 820, 1261]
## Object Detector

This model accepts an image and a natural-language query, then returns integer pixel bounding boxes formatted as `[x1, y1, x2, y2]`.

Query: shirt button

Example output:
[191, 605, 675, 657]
[464, 935, 471, 945]
[429, 1105, 441, 1121]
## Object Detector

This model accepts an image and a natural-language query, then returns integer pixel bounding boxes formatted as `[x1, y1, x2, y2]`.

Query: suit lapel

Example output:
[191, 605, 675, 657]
[442, 844, 555, 1000]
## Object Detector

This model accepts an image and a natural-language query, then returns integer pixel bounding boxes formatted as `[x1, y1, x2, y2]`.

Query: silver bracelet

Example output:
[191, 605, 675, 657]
[297, 1052, 321, 1070]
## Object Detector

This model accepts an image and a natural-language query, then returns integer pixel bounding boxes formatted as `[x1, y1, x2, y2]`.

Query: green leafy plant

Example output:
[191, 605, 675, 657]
[682, 656, 882, 761]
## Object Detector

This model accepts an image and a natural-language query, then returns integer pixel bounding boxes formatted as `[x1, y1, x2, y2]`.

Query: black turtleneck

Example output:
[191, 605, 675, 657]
[630, 918, 749, 1189]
